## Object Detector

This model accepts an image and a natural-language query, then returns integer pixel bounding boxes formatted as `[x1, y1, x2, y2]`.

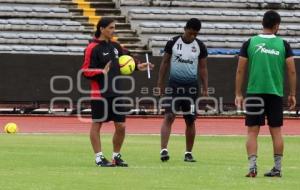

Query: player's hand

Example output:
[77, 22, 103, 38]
[288, 95, 296, 110]
[137, 62, 154, 71]
[235, 95, 244, 110]
[202, 89, 209, 97]
[102, 61, 111, 75]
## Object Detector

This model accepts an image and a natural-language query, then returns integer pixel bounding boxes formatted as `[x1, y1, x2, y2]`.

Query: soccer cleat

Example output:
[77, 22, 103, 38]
[264, 167, 282, 177]
[184, 153, 196, 162]
[112, 154, 128, 167]
[160, 150, 170, 162]
[96, 156, 115, 167]
[245, 167, 257, 178]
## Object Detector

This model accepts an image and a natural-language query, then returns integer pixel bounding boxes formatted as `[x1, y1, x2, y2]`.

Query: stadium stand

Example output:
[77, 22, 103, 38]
[61, 0, 149, 53]
[118, 0, 300, 9]
[117, 0, 300, 56]
[0, 0, 149, 54]
[0, 0, 89, 54]
[0, 0, 299, 114]
[0, 0, 299, 55]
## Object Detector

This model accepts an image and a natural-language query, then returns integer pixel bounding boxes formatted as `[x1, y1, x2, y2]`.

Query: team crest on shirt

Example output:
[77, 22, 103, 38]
[174, 54, 193, 64]
[255, 43, 280, 56]
[191, 46, 197, 53]
[114, 48, 119, 58]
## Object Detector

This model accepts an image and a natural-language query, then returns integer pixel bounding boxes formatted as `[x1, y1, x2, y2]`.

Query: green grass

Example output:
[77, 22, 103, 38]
[0, 134, 299, 190]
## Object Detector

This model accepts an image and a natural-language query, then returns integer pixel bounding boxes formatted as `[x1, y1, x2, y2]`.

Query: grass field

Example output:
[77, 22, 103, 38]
[0, 134, 299, 190]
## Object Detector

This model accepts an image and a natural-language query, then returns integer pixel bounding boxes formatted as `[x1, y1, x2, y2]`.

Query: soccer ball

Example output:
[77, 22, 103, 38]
[4, 122, 18, 134]
[119, 55, 135, 75]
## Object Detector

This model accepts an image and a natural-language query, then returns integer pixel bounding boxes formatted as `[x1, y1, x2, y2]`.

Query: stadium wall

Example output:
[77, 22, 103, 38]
[0, 53, 299, 107]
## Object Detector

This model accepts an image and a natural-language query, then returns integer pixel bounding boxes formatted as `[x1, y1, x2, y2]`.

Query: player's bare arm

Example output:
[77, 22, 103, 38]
[199, 57, 208, 96]
[286, 56, 297, 110]
[235, 56, 248, 109]
[157, 53, 171, 95]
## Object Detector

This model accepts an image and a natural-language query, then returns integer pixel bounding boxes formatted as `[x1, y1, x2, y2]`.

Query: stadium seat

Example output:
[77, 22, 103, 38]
[49, 46, 68, 52]
[0, 0, 91, 54]
[1, 0, 299, 55]
[124, 0, 300, 56]
[0, 0, 60, 3]
[30, 45, 50, 52]
[11, 45, 31, 51]
[0, 45, 12, 51]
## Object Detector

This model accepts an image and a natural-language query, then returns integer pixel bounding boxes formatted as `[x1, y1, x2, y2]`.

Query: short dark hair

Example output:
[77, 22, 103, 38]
[185, 18, 202, 31]
[262, 10, 281, 29]
[95, 18, 115, 38]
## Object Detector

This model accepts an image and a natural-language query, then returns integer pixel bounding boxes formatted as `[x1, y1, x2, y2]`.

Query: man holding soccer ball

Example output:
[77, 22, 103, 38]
[81, 18, 154, 167]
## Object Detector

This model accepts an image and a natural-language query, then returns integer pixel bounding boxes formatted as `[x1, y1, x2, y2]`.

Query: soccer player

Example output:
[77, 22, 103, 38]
[81, 18, 153, 167]
[235, 10, 297, 177]
[157, 18, 208, 162]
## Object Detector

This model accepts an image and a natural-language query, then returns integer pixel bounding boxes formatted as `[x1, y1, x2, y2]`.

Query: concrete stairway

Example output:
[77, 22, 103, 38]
[60, 0, 150, 54]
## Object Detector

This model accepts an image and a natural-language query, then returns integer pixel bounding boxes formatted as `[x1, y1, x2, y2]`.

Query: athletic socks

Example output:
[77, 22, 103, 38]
[274, 154, 283, 171]
[112, 152, 120, 159]
[96, 152, 126, 162]
[95, 152, 103, 163]
[160, 149, 168, 154]
[248, 155, 257, 170]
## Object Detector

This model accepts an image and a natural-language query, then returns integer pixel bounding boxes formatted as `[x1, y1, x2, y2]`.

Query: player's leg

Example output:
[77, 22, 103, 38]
[160, 112, 176, 161]
[113, 122, 126, 154]
[90, 122, 102, 154]
[160, 82, 181, 161]
[185, 119, 195, 153]
[90, 99, 114, 167]
[245, 126, 260, 177]
[112, 122, 128, 167]
[161, 112, 176, 149]
[111, 97, 128, 166]
[244, 94, 265, 177]
[265, 95, 283, 177]
[264, 127, 283, 177]
[184, 118, 196, 162]
[270, 128, 284, 157]
[182, 98, 196, 162]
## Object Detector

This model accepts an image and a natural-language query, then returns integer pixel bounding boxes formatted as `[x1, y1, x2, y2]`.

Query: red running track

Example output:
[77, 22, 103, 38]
[0, 116, 299, 135]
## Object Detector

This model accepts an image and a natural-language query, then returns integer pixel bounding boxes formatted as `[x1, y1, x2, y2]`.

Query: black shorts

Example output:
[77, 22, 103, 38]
[163, 81, 198, 124]
[91, 97, 127, 123]
[245, 94, 283, 127]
